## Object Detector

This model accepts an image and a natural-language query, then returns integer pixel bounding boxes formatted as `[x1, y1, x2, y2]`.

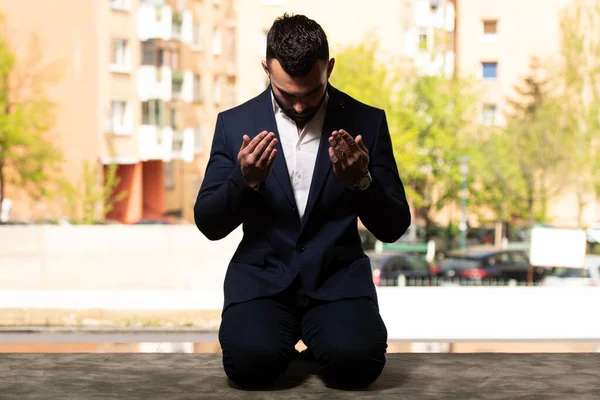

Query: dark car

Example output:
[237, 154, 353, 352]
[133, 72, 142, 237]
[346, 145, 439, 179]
[369, 252, 438, 286]
[436, 249, 547, 283]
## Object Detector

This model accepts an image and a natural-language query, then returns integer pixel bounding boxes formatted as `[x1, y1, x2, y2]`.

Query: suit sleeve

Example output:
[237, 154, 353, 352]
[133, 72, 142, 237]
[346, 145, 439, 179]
[194, 113, 262, 240]
[349, 110, 411, 242]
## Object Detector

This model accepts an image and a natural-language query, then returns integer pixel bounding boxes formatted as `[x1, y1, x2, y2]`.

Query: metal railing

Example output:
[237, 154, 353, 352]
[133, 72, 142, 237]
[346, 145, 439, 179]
[378, 276, 543, 287]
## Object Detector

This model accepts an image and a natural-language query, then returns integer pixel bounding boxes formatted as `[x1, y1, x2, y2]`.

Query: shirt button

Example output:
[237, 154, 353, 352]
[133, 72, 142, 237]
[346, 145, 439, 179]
[296, 244, 305, 252]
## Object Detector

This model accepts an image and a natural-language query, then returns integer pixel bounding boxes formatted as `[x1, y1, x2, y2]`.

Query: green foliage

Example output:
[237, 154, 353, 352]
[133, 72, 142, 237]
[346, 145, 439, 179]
[0, 19, 63, 204]
[64, 160, 127, 225]
[330, 40, 478, 236]
[558, 0, 600, 227]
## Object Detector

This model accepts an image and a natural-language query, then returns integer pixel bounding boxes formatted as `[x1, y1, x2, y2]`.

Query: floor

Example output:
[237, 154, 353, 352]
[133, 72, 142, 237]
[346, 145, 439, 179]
[0, 353, 599, 399]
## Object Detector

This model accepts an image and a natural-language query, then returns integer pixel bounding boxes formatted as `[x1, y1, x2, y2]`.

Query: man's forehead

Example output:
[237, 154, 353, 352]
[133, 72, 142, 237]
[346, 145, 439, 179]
[268, 59, 327, 96]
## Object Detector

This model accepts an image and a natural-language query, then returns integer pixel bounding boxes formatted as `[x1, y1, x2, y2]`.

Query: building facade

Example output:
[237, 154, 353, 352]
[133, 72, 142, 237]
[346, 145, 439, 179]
[455, 0, 598, 227]
[0, 0, 236, 224]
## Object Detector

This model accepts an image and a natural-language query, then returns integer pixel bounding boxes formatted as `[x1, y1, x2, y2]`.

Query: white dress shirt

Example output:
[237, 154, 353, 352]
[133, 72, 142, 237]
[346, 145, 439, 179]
[272, 93, 328, 219]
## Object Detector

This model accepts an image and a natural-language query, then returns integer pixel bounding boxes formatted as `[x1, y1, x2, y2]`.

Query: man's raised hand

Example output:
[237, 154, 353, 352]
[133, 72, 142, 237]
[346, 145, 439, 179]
[328, 129, 369, 187]
[238, 131, 278, 189]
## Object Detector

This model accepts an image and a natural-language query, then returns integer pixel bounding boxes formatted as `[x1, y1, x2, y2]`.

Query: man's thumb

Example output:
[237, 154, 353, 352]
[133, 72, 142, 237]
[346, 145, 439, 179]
[241, 135, 250, 149]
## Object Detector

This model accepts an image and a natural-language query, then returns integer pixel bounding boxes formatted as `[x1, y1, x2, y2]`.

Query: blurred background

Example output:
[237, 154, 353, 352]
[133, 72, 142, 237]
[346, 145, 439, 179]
[0, 0, 598, 354]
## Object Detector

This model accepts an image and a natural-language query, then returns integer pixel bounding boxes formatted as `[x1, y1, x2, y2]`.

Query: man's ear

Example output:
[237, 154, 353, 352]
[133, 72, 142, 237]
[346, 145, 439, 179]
[327, 58, 336, 78]
[262, 60, 270, 77]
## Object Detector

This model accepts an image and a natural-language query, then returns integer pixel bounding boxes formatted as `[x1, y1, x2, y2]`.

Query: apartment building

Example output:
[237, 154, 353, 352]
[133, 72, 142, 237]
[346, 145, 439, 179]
[0, 0, 236, 223]
[236, 0, 455, 103]
[455, 0, 599, 226]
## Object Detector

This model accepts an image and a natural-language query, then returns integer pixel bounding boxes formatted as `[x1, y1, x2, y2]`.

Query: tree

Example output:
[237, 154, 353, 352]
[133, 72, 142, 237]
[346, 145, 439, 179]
[559, 0, 600, 227]
[63, 161, 127, 224]
[330, 39, 478, 239]
[503, 57, 572, 226]
[0, 17, 63, 208]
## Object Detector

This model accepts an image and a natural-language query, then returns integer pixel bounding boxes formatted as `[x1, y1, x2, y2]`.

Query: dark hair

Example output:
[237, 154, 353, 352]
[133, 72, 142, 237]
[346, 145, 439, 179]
[266, 13, 329, 77]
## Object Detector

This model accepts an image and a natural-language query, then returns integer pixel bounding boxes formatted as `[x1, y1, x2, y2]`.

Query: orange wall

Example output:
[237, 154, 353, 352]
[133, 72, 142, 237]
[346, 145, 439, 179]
[142, 161, 165, 220]
[106, 164, 143, 224]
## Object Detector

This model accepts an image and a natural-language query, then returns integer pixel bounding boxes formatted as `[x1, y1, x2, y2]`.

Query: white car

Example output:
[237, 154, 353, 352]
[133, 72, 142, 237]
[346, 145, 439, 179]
[542, 264, 600, 287]
[587, 223, 600, 250]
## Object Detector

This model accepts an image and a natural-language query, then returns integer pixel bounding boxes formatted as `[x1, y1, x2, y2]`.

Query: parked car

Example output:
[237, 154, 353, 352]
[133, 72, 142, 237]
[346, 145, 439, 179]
[436, 249, 547, 282]
[587, 223, 600, 253]
[541, 265, 600, 287]
[368, 251, 438, 286]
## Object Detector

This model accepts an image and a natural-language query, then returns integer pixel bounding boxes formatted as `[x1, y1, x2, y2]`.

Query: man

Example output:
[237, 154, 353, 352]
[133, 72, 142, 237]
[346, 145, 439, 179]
[194, 14, 410, 390]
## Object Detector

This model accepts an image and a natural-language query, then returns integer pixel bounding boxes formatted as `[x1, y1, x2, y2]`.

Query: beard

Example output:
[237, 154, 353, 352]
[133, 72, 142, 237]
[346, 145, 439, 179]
[271, 85, 327, 126]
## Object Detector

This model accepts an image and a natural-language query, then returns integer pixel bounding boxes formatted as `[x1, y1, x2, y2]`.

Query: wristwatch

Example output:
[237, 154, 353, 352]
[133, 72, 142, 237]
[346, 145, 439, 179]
[352, 170, 373, 191]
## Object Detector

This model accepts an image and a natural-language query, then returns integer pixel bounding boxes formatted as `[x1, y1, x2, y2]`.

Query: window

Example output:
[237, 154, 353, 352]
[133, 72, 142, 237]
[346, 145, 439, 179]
[483, 20, 498, 36]
[110, 0, 128, 11]
[194, 126, 203, 154]
[111, 38, 129, 70]
[193, 75, 202, 102]
[109, 101, 130, 134]
[481, 62, 498, 80]
[164, 161, 175, 190]
[141, 40, 161, 66]
[511, 252, 530, 267]
[142, 100, 164, 125]
[212, 28, 222, 55]
[418, 28, 429, 51]
[192, 24, 202, 48]
[213, 78, 221, 105]
[481, 104, 497, 126]
[227, 83, 236, 107]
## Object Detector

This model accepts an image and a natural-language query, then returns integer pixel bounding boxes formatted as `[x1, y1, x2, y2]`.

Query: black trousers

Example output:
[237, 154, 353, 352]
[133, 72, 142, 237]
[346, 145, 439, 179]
[218, 280, 388, 390]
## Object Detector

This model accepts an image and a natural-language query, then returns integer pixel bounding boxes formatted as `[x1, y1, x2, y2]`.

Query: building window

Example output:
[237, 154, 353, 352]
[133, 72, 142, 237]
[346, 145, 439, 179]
[164, 161, 175, 190]
[214, 78, 221, 105]
[109, 101, 130, 134]
[481, 62, 498, 80]
[111, 38, 129, 70]
[193, 24, 202, 48]
[483, 20, 498, 36]
[142, 100, 164, 126]
[481, 104, 497, 126]
[194, 126, 203, 154]
[227, 83, 236, 107]
[193, 75, 202, 102]
[110, 0, 128, 11]
[418, 28, 429, 51]
[141, 40, 161, 66]
[212, 28, 222, 55]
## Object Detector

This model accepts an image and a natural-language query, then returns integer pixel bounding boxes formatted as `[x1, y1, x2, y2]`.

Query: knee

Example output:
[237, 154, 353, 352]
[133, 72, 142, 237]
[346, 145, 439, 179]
[221, 340, 291, 389]
[319, 345, 386, 389]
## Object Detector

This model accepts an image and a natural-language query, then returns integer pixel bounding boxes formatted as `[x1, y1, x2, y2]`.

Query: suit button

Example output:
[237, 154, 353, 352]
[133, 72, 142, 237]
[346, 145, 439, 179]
[296, 244, 305, 252]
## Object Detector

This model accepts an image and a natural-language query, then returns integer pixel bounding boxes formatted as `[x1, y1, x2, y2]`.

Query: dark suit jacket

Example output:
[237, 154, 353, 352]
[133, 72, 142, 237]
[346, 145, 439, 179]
[194, 84, 411, 310]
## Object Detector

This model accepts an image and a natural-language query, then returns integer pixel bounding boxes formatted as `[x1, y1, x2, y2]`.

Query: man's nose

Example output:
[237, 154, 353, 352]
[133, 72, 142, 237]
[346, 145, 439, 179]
[293, 100, 306, 114]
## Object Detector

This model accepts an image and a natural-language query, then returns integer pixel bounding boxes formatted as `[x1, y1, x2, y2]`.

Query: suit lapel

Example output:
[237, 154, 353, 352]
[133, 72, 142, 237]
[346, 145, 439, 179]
[253, 88, 297, 210]
[301, 86, 344, 228]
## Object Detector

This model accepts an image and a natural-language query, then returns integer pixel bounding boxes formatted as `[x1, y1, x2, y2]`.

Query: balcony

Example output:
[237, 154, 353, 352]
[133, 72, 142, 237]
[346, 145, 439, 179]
[415, 0, 454, 31]
[137, 2, 193, 43]
[137, 3, 172, 41]
[171, 70, 193, 103]
[138, 125, 174, 162]
[171, 128, 195, 162]
[137, 66, 172, 102]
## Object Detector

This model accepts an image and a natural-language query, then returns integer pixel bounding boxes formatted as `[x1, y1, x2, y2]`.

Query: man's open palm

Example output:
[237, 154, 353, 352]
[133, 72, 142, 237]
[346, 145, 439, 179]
[238, 131, 278, 189]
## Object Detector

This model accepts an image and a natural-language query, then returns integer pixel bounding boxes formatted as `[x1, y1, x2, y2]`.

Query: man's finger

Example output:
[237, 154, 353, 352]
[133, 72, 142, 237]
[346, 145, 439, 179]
[340, 130, 360, 152]
[356, 135, 368, 153]
[257, 138, 278, 167]
[328, 146, 340, 165]
[241, 135, 251, 150]
[266, 148, 278, 168]
[245, 131, 269, 153]
[252, 133, 275, 160]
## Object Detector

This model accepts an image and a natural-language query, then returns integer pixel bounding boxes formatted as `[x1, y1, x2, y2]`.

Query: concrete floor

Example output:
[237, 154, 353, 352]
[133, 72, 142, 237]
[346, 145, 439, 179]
[1, 353, 599, 399]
